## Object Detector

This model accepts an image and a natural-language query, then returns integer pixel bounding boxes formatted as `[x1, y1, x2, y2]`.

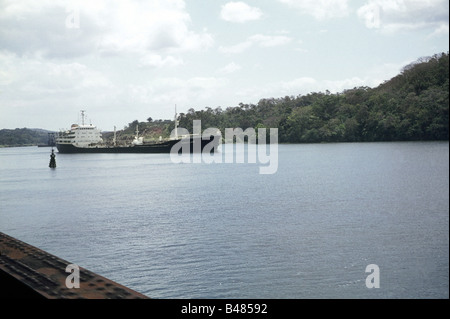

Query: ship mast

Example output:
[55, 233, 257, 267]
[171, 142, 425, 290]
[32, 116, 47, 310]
[174, 105, 178, 139]
[113, 126, 117, 146]
[80, 110, 86, 126]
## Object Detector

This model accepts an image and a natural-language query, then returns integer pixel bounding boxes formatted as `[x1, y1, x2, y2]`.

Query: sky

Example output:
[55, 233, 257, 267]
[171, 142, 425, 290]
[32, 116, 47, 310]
[0, 0, 449, 131]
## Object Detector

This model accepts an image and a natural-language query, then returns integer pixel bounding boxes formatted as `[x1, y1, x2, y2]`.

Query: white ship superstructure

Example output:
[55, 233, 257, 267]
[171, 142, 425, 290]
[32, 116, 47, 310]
[56, 111, 103, 148]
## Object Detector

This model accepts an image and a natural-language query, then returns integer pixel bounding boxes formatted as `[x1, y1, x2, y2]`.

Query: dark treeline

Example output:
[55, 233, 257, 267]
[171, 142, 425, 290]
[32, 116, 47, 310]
[0, 128, 50, 147]
[177, 52, 449, 143]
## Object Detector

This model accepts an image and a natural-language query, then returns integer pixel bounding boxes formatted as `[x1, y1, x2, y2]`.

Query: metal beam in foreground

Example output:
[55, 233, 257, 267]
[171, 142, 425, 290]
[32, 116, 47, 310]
[0, 232, 149, 299]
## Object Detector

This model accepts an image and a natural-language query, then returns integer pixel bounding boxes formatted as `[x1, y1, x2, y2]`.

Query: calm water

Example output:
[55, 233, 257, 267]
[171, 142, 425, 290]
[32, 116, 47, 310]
[0, 142, 448, 299]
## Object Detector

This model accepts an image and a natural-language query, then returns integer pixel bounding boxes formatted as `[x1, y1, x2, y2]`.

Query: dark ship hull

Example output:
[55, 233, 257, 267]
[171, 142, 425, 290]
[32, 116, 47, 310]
[56, 135, 220, 154]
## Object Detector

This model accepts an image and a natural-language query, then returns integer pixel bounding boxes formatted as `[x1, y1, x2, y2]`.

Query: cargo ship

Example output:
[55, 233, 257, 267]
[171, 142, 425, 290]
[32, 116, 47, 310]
[55, 111, 220, 154]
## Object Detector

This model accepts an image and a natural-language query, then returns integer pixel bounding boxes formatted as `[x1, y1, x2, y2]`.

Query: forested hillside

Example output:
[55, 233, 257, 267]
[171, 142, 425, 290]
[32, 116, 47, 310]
[0, 128, 50, 147]
[177, 52, 449, 143]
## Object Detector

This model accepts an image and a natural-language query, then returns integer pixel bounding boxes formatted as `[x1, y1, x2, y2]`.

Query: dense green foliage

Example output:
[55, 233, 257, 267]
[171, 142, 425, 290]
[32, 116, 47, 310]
[0, 128, 50, 147]
[178, 52, 449, 143]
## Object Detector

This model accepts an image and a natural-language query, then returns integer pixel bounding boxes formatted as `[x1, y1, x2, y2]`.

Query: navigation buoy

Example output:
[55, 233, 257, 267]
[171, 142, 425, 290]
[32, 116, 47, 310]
[49, 148, 56, 168]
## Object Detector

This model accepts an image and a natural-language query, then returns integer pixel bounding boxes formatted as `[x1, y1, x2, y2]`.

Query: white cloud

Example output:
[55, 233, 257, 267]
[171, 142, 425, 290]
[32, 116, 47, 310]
[280, 77, 318, 92]
[219, 42, 253, 54]
[0, 0, 447, 131]
[0, 49, 229, 129]
[139, 54, 184, 68]
[276, 64, 407, 95]
[218, 62, 242, 74]
[220, 2, 263, 23]
[235, 73, 395, 102]
[0, 1, 99, 58]
[248, 34, 292, 47]
[357, 0, 449, 34]
[0, 52, 112, 98]
[278, 77, 370, 96]
[0, 51, 116, 129]
[429, 23, 450, 37]
[94, 0, 214, 55]
[129, 77, 229, 107]
[322, 77, 371, 92]
[0, 0, 214, 59]
[278, 0, 350, 20]
[220, 34, 292, 54]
